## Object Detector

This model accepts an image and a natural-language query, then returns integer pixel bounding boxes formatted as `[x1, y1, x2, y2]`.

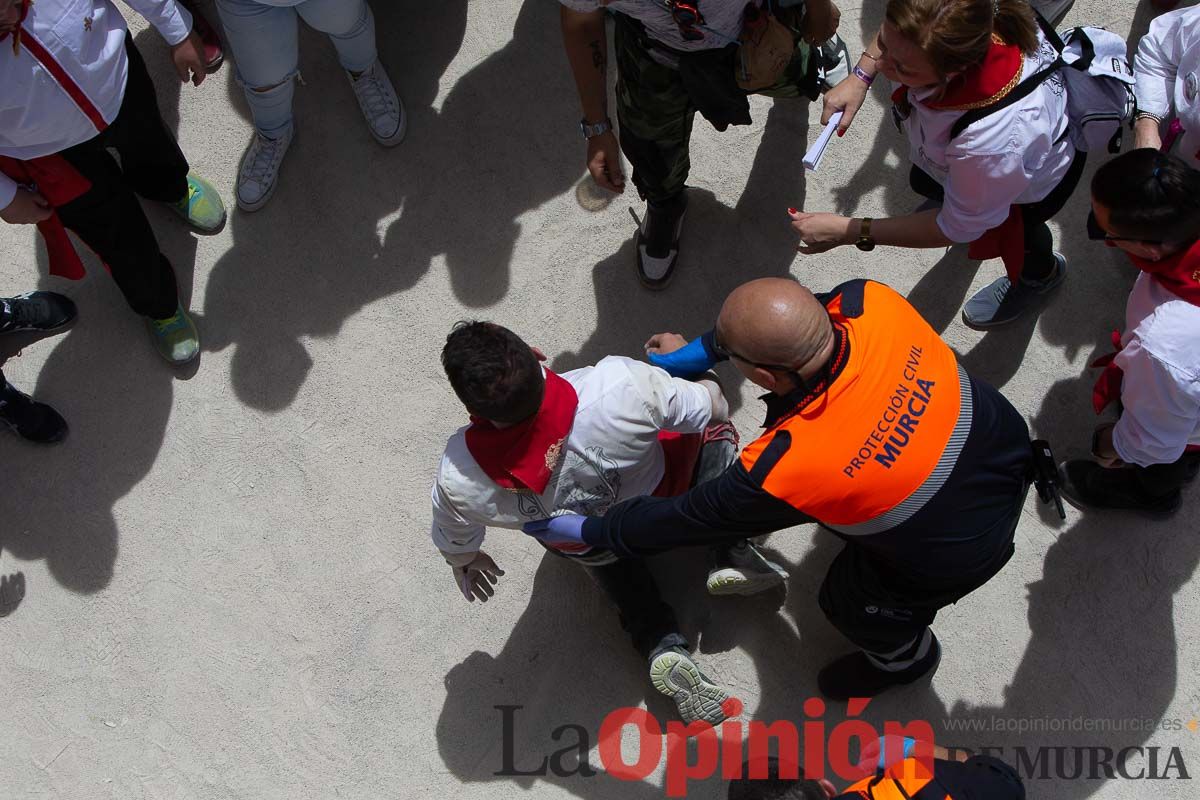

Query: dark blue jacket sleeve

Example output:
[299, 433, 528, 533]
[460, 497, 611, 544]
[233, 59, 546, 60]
[580, 459, 815, 557]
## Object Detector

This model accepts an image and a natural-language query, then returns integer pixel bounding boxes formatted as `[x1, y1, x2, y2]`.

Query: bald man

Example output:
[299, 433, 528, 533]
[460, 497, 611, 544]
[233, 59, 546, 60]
[525, 278, 1034, 699]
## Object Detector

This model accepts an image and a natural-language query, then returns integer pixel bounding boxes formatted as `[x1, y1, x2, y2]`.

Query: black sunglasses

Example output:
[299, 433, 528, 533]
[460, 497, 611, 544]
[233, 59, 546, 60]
[711, 329, 797, 373]
[1086, 211, 1164, 246]
[669, 0, 705, 41]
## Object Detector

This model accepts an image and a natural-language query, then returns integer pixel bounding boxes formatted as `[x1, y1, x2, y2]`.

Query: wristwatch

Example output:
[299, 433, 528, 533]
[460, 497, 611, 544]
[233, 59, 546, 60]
[854, 218, 876, 252]
[580, 117, 612, 139]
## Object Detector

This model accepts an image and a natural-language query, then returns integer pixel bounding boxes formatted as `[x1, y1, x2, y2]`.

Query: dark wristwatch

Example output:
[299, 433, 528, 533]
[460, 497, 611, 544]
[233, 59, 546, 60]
[854, 217, 876, 252]
[580, 117, 612, 139]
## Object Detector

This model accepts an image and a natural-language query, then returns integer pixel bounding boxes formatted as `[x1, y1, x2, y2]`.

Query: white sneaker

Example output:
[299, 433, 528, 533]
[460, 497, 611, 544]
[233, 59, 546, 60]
[706, 541, 788, 596]
[349, 60, 406, 146]
[649, 649, 732, 725]
[236, 128, 293, 212]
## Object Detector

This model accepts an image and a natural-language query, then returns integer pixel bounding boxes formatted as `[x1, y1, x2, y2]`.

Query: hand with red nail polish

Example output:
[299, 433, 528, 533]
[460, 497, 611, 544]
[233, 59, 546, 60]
[789, 208, 855, 255]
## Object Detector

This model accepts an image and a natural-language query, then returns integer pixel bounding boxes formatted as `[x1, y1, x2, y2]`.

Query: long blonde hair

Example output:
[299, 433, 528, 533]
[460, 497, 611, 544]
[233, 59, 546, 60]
[885, 0, 1039, 80]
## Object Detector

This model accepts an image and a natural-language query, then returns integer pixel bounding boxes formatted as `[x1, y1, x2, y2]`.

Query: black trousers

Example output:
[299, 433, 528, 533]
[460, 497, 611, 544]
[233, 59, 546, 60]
[1131, 452, 1200, 500]
[560, 432, 741, 661]
[909, 150, 1087, 281]
[56, 35, 189, 320]
[817, 485, 1025, 659]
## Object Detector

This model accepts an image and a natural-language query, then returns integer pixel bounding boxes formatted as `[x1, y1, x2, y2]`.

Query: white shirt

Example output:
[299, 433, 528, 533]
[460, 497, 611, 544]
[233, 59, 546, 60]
[430, 356, 713, 565]
[899, 32, 1075, 244]
[0, 0, 193, 208]
[1112, 271, 1200, 468]
[1135, 5, 1200, 168]
[558, 0, 743, 53]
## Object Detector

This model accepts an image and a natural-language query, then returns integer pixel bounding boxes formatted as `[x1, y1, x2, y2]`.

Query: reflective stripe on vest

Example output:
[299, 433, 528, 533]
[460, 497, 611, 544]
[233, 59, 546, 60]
[837, 758, 952, 800]
[739, 281, 965, 531]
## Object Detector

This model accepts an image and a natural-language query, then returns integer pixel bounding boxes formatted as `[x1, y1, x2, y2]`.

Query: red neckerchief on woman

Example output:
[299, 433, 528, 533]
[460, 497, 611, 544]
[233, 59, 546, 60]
[1091, 238, 1200, 414]
[892, 36, 1028, 281]
[463, 369, 579, 494]
[1, 0, 31, 54]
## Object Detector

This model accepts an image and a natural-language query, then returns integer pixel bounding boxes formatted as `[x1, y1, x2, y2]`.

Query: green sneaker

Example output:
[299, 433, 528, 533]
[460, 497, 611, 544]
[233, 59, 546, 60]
[146, 305, 200, 365]
[170, 173, 226, 233]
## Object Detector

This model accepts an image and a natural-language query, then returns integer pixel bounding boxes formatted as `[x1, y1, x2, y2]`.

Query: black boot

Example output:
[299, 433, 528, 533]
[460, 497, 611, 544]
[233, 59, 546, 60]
[635, 192, 688, 290]
[0, 381, 68, 444]
[1059, 459, 1181, 518]
[0, 291, 77, 335]
[817, 633, 941, 700]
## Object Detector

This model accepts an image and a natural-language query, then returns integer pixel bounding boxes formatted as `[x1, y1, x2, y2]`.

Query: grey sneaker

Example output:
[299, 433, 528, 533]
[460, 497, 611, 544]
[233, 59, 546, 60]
[237, 128, 293, 212]
[349, 60, 406, 146]
[706, 540, 788, 596]
[146, 305, 200, 365]
[962, 252, 1067, 331]
[648, 648, 732, 725]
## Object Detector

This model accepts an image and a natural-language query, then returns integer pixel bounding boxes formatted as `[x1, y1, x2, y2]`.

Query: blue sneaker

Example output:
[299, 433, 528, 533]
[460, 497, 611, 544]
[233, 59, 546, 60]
[146, 305, 200, 365]
[170, 173, 226, 233]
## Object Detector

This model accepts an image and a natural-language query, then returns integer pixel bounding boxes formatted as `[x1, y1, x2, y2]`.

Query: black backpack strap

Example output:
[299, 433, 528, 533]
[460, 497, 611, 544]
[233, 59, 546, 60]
[948, 11, 1066, 141]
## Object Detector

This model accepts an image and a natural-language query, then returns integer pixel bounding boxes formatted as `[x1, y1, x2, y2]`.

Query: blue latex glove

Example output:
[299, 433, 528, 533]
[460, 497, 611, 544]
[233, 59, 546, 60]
[522, 514, 587, 547]
[646, 330, 724, 379]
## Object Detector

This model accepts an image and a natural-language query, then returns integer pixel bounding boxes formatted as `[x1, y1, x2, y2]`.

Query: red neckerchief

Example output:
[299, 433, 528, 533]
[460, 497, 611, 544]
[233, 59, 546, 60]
[463, 369, 579, 494]
[1, 0, 31, 54]
[0, 155, 93, 279]
[1090, 240, 1200, 414]
[1126, 237, 1200, 307]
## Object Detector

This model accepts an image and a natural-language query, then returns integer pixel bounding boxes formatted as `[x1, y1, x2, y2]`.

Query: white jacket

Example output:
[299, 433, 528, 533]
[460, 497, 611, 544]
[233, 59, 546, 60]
[1135, 4, 1200, 167]
[899, 31, 1075, 244]
[430, 356, 714, 566]
[1112, 272, 1200, 468]
[0, 0, 193, 207]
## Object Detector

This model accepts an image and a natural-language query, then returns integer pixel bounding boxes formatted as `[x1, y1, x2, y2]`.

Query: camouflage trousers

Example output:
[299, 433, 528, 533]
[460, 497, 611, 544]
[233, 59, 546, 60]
[613, 11, 818, 203]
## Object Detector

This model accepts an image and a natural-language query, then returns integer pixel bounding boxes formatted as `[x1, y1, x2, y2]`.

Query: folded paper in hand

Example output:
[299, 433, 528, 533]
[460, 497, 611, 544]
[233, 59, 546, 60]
[804, 112, 843, 172]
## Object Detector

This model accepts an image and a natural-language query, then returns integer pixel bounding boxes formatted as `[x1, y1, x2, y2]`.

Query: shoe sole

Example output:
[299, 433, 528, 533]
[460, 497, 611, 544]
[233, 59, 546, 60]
[649, 652, 731, 726]
[370, 109, 408, 148]
[705, 568, 787, 596]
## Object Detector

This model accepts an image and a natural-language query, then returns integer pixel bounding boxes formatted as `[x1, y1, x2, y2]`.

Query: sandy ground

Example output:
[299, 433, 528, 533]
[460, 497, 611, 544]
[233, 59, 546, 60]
[2, 1, 1198, 798]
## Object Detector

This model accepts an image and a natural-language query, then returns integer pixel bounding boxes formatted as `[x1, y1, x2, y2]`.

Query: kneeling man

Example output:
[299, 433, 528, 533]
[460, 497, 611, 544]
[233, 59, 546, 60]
[430, 321, 785, 724]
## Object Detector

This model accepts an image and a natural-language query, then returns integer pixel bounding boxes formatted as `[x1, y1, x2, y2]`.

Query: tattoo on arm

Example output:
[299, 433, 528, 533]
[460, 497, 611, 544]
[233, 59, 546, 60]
[589, 39, 606, 73]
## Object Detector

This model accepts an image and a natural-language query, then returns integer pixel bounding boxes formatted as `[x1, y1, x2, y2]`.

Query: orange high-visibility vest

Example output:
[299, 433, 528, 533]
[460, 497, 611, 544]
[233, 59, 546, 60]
[837, 757, 952, 799]
[739, 281, 972, 534]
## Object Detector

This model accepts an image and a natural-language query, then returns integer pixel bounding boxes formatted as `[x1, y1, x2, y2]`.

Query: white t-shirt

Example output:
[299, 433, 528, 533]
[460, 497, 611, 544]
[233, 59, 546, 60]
[898, 31, 1075, 244]
[1135, 4, 1200, 168]
[430, 356, 713, 564]
[1112, 271, 1200, 468]
[0, 0, 194, 208]
[558, 0, 743, 52]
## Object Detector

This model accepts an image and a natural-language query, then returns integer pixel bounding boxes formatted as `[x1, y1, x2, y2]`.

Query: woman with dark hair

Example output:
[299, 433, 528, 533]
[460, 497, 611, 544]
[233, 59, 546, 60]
[1059, 150, 1200, 516]
[790, 0, 1087, 330]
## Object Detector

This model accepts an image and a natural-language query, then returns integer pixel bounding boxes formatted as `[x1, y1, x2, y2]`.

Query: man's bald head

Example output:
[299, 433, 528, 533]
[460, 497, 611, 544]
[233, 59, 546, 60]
[717, 278, 833, 375]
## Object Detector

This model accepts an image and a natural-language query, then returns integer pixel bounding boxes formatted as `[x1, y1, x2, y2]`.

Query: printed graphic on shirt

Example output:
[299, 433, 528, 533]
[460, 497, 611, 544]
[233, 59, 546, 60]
[841, 345, 938, 479]
[554, 446, 623, 516]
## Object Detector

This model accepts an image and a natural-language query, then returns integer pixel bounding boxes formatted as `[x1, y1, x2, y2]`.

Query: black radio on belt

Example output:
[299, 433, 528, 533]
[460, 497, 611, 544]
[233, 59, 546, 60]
[1031, 439, 1066, 520]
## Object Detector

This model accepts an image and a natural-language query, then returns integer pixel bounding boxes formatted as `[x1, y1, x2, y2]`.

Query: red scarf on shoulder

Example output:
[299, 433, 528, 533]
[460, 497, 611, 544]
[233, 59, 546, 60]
[1091, 239, 1200, 414]
[463, 370, 579, 494]
[896, 38, 1029, 281]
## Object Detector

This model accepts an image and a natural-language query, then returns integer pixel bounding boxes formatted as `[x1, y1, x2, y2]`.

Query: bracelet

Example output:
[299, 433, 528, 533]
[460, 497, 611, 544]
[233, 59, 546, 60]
[1134, 111, 1164, 123]
[861, 50, 880, 61]
[853, 65, 875, 87]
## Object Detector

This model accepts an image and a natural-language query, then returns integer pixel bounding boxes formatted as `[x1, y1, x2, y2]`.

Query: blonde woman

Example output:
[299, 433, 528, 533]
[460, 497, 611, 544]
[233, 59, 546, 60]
[792, 0, 1085, 330]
